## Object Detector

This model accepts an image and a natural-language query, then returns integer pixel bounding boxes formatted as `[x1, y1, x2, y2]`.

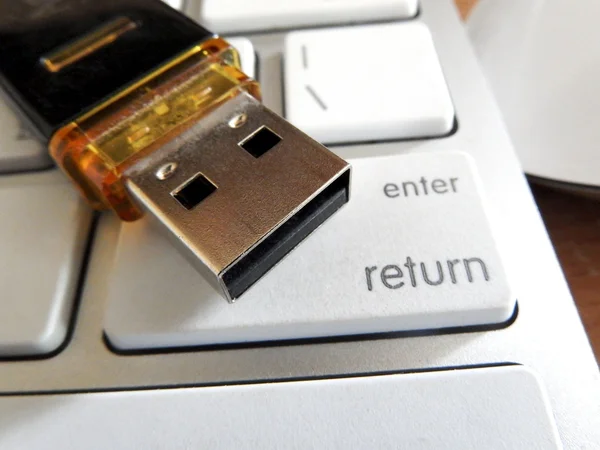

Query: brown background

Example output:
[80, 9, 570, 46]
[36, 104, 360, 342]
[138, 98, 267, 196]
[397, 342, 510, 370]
[456, 0, 599, 362]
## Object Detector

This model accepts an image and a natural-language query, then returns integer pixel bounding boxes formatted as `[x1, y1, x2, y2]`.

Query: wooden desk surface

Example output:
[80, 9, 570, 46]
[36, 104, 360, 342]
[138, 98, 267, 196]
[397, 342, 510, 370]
[456, 0, 599, 362]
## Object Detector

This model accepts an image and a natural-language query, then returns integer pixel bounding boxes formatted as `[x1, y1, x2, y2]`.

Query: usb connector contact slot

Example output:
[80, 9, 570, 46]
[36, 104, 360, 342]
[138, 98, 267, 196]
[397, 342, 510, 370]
[126, 92, 350, 301]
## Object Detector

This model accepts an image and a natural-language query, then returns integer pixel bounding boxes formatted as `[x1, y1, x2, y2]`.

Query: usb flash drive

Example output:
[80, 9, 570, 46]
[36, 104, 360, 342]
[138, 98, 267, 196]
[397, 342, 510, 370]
[0, 0, 351, 302]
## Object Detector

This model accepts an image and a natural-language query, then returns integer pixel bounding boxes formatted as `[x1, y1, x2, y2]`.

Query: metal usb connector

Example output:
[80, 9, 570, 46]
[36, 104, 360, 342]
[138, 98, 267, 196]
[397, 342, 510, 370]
[0, 0, 351, 301]
[126, 92, 350, 301]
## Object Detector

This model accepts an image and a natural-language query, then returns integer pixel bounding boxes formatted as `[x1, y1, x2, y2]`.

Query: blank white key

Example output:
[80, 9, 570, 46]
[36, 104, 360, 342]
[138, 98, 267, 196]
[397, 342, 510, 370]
[200, 0, 419, 34]
[104, 152, 513, 350]
[162, 0, 183, 10]
[226, 37, 257, 79]
[0, 94, 51, 173]
[284, 23, 455, 144]
[0, 366, 561, 449]
[0, 171, 92, 356]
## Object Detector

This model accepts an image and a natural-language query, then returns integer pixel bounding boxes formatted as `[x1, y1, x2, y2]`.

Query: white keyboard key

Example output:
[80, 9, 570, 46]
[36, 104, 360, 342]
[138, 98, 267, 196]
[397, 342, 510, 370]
[0, 366, 561, 449]
[200, 0, 419, 34]
[162, 0, 183, 10]
[0, 94, 51, 173]
[284, 23, 455, 144]
[0, 172, 92, 356]
[104, 152, 513, 349]
[226, 37, 257, 80]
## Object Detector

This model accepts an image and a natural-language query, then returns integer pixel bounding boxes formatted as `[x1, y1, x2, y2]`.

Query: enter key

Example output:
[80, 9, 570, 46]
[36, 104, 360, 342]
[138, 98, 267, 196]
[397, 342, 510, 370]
[104, 152, 515, 350]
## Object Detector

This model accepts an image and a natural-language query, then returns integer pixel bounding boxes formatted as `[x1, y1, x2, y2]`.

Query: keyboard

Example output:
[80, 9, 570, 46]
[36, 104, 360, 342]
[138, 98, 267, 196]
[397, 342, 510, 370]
[0, 0, 598, 448]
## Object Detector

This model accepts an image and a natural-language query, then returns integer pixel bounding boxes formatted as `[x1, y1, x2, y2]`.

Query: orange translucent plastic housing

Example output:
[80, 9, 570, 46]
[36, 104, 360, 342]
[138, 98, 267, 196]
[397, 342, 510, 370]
[49, 37, 261, 221]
